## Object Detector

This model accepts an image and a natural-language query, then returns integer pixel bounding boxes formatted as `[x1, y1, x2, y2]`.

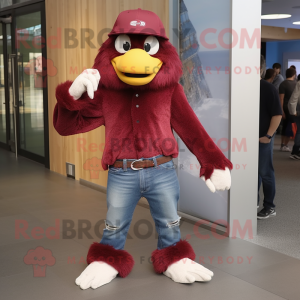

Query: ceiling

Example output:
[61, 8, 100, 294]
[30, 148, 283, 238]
[262, 0, 300, 29]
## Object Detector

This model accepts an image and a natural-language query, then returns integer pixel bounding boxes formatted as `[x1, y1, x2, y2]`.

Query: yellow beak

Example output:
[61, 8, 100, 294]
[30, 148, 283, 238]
[111, 49, 163, 86]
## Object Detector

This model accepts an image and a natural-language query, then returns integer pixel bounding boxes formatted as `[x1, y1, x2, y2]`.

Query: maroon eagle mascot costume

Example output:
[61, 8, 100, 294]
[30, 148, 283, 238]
[54, 9, 233, 289]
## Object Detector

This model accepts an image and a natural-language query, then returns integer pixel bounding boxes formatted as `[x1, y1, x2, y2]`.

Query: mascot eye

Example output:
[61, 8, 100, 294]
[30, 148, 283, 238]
[115, 34, 131, 54]
[144, 36, 159, 55]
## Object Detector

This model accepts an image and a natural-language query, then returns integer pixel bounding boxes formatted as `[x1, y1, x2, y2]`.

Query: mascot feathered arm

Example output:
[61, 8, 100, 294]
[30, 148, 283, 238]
[171, 83, 233, 192]
[53, 69, 104, 136]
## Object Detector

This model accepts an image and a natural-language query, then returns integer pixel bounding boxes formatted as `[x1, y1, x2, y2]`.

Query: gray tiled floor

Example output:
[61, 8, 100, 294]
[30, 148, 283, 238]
[0, 148, 299, 300]
[246, 136, 300, 259]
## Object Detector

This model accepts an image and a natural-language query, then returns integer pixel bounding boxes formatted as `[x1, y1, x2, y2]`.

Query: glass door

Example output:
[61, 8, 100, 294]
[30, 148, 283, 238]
[0, 17, 14, 151]
[9, 53, 19, 156]
[0, 24, 6, 144]
[0, 2, 49, 166]
[7, 23, 14, 152]
[15, 9, 44, 157]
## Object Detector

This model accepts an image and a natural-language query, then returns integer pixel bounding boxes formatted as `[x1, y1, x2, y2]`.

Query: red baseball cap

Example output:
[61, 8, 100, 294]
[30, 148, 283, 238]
[108, 8, 168, 40]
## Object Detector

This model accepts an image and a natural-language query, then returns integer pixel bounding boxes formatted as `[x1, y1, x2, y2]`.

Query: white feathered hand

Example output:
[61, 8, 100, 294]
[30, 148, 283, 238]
[201, 167, 231, 193]
[69, 69, 100, 100]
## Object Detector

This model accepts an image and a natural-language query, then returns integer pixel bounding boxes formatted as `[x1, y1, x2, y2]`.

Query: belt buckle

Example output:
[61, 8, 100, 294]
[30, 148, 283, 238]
[131, 159, 143, 171]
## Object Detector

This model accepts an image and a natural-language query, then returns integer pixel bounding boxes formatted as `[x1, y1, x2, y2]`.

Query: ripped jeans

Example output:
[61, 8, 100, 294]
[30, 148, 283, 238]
[100, 155, 181, 250]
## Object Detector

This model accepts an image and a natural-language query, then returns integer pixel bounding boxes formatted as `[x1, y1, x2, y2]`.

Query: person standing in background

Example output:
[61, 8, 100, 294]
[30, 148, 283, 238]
[272, 63, 284, 91]
[290, 65, 297, 82]
[264, 69, 276, 83]
[288, 80, 300, 160]
[258, 56, 282, 220]
[279, 68, 297, 152]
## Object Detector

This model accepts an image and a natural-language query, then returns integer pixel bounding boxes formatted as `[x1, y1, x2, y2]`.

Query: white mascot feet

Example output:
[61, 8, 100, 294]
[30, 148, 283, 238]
[163, 258, 214, 283]
[75, 261, 118, 290]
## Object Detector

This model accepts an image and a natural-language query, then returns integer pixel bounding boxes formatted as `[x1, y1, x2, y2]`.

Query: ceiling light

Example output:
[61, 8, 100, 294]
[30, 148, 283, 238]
[293, 21, 300, 25]
[261, 14, 291, 19]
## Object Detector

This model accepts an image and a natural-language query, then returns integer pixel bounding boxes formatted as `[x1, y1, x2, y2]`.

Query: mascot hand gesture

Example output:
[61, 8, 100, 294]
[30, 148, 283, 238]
[69, 69, 100, 100]
[54, 8, 233, 290]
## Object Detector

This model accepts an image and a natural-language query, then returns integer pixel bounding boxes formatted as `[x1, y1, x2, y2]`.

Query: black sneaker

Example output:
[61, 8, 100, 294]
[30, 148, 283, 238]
[257, 208, 276, 219]
[290, 153, 300, 160]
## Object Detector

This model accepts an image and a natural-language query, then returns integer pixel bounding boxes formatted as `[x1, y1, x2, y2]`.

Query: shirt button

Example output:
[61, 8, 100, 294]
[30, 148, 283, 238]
[136, 105, 139, 108]
[136, 120, 139, 123]
[136, 94, 139, 97]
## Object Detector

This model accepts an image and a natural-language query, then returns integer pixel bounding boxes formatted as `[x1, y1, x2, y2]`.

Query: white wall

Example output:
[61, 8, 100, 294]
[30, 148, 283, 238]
[169, 0, 261, 238]
[228, 0, 261, 238]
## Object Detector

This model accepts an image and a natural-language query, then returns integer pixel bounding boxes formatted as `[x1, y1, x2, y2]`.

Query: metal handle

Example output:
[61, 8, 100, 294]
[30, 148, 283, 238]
[10, 54, 18, 158]
[0, 16, 12, 24]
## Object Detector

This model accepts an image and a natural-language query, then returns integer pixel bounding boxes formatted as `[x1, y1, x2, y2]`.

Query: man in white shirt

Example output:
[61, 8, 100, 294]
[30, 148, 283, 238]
[288, 81, 300, 159]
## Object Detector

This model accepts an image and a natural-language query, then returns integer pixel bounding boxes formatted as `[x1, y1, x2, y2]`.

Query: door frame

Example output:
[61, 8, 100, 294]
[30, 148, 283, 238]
[0, 15, 11, 151]
[0, 0, 49, 169]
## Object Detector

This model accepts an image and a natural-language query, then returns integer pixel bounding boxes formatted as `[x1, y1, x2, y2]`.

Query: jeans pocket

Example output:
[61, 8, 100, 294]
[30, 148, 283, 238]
[108, 166, 123, 173]
[159, 160, 175, 169]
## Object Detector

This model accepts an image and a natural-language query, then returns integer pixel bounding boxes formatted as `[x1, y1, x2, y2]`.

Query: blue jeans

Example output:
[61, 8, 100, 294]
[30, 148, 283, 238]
[100, 155, 181, 250]
[292, 116, 300, 154]
[258, 137, 276, 209]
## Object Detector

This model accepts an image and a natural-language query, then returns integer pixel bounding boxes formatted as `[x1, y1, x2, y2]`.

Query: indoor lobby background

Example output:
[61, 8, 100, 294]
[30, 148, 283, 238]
[0, 1, 300, 300]
[0, 0, 261, 235]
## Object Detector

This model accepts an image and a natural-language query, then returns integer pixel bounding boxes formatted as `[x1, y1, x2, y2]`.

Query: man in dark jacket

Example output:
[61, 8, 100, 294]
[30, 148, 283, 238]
[258, 56, 282, 219]
[272, 62, 284, 92]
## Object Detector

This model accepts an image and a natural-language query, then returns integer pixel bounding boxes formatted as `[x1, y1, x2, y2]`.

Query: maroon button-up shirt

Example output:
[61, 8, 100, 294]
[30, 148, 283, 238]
[54, 81, 232, 179]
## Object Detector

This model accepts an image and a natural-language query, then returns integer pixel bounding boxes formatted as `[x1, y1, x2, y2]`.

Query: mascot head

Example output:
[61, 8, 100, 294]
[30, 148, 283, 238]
[93, 8, 182, 90]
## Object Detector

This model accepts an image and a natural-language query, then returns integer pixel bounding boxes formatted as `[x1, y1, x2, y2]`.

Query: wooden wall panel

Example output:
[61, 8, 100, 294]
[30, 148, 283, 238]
[46, 0, 169, 186]
[262, 25, 300, 41]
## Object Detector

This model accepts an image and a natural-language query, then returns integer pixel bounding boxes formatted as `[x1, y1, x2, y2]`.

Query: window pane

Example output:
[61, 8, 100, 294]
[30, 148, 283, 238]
[0, 25, 6, 143]
[7, 24, 14, 145]
[0, 0, 12, 9]
[0, 0, 33, 9]
[13, 0, 31, 4]
[16, 11, 44, 156]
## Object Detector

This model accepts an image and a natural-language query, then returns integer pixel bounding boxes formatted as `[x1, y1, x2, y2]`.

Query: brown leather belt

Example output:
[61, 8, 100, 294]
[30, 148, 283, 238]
[112, 156, 172, 170]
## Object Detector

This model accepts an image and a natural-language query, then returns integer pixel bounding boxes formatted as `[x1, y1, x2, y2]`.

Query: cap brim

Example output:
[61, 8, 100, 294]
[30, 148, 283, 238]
[108, 31, 169, 40]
